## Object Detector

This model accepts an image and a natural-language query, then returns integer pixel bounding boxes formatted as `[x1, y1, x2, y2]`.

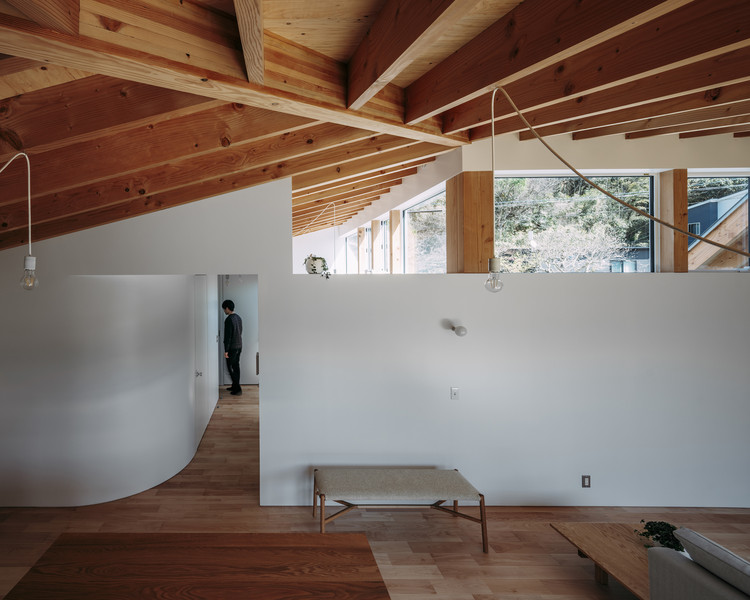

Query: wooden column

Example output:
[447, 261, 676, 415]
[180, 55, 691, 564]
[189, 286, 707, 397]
[357, 226, 368, 274]
[446, 171, 494, 273]
[371, 219, 383, 273]
[659, 169, 688, 272]
[389, 209, 403, 274]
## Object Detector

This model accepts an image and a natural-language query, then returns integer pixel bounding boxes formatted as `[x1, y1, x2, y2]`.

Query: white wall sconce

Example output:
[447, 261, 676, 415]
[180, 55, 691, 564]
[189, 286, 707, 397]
[485, 257, 503, 293]
[450, 322, 467, 337]
[1, 152, 37, 290]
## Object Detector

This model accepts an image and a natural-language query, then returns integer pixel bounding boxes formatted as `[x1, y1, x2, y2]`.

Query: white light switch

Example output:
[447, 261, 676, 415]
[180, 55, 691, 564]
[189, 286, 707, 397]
[450, 387, 459, 400]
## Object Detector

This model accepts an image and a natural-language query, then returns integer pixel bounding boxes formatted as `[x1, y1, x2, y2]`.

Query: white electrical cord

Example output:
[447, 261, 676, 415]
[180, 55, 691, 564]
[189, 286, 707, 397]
[0, 152, 32, 255]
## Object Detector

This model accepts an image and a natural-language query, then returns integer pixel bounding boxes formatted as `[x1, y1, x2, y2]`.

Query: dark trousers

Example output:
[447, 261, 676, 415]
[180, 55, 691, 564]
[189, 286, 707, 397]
[226, 348, 242, 392]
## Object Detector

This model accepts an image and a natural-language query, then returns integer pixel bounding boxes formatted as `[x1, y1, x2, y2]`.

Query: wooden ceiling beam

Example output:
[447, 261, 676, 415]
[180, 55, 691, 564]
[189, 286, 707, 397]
[626, 114, 750, 139]
[292, 144, 448, 192]
[404, 0, 692, 124]
[679, 123, 750, 139]
[447, 0, 750, 136]
[570, 99, 750, 140]
[0, 75, 225, 156]
[0, 103, 315, 202]
[0, 120, 376, 232]
[347, 0, 481, 110]
[518, 82, 750, 140]
[293, 175, 408, 207]
[293, 182, 395, 209]
[0, 54, 90, 98]
[7, 0, 78, 35]
[293, 165, 421, 199]
[469, 46, 750, 140]
[0, 143, 440, 250]
[0, 10, 465, 147]
[293, 195, 381, 220]
[233, 0, 263, 84]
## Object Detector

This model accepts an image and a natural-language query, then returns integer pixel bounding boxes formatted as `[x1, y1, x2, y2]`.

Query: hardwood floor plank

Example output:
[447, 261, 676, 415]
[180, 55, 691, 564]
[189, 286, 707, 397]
[1, 385, 749, 600]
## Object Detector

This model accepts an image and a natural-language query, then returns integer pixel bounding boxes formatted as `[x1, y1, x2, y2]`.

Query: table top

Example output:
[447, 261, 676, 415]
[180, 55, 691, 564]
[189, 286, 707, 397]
[551, 522, 650, 600]
[5, 532, 390, 600]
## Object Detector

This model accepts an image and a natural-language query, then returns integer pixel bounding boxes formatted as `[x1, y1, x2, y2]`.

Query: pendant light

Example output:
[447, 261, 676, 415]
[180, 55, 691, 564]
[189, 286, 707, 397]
[0, 152, 37, 290]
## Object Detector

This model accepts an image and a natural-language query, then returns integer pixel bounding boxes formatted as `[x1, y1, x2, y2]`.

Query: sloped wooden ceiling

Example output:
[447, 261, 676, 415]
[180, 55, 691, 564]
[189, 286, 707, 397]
[0, 0, 749, 249]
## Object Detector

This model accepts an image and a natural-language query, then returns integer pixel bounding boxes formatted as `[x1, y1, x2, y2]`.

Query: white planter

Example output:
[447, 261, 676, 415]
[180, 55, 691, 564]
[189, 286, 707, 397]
[305, 258, 326, 274]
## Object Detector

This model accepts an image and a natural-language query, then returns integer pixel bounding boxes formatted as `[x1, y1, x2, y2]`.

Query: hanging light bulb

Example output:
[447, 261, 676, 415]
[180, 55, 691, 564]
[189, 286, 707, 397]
[485, 257, 503, 293]
[1, 152, 36, 290]
[20, 255, 38, 290]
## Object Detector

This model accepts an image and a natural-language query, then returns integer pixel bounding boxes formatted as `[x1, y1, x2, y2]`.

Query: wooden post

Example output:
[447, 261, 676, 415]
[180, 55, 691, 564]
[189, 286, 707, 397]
[357, 226, 368, 274]
[446, 171, 494, 273]
[659, 169, 688, 272]
[389, 209, 403, 274]
[371, 219, 383, 273]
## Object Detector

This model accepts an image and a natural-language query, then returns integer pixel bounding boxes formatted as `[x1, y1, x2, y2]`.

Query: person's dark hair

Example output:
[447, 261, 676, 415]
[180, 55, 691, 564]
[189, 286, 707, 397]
[222, 299, 235, 311]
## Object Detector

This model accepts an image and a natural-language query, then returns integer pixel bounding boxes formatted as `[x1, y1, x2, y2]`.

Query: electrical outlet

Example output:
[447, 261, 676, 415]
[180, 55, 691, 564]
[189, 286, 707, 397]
[450, 387, 459, 400]
[582, 475, 591, 488]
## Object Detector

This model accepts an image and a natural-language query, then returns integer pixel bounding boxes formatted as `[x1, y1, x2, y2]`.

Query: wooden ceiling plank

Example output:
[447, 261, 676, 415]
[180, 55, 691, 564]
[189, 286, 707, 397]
[7, 0, 78, 35]
[233, 0, 263, 84]
[518, 83, 750, 140]
[625, 114, 750, 139]
[404, 0, 692, 124]
[0, 75, 225, 155]
[734, 131, 750, 138]
[347, 0, 482, 110]
[0, 12, 465, 146]
[447, 0, 750, 136]
[468, 46, 750, 140]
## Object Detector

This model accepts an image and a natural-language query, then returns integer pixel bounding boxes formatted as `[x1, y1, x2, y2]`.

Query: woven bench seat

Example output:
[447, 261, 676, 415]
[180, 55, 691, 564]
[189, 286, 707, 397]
[313, 467, 488, 552]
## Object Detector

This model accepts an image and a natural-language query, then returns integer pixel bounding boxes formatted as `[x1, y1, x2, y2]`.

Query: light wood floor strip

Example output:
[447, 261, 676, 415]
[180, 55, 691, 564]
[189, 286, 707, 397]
[1, 386, 749, 599]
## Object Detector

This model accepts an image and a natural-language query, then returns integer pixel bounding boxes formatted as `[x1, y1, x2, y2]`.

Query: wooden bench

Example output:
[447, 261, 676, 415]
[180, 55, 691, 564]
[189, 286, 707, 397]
[313, 467, 488, 553]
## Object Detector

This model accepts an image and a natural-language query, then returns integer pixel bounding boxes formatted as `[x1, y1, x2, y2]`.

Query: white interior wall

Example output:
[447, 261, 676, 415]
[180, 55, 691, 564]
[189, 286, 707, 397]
[0, 133, 748, 509]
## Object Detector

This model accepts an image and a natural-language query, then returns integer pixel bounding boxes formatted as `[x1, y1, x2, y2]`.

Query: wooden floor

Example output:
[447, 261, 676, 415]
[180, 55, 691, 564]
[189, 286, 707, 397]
[1, 386, 749, 600]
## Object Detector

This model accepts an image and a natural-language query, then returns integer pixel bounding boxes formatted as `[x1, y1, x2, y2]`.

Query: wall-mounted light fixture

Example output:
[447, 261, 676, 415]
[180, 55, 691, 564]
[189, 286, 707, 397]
[451, 323, 468, 337]
[0, 152, 37, 290]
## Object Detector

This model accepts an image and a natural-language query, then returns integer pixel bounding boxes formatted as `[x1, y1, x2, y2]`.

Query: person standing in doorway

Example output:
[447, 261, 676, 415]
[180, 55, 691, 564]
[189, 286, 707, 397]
[222, 299, 243, 396]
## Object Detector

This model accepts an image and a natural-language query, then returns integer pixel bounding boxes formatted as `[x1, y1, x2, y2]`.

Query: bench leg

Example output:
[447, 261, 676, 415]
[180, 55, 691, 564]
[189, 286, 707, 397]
[320, 493, 326, 533]
[479, 494, 488, 553]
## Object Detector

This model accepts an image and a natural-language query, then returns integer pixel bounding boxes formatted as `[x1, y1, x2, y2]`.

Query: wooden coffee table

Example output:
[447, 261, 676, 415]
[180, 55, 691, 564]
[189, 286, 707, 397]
[551, 522, 650, 600]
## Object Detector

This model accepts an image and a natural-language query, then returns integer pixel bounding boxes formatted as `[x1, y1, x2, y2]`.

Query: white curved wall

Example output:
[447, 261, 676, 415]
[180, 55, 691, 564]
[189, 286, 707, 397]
[0, 275, 196, 506]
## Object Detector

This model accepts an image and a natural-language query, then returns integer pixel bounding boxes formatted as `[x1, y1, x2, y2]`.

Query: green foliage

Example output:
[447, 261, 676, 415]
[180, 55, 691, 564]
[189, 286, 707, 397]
[687, 177, 748, 206]
[494, 176, 651, 273]
[635, 520, 684, 552]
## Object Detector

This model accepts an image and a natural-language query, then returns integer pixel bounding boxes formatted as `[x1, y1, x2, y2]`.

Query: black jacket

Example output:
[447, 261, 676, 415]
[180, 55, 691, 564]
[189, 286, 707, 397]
[223, 313, 243, 351]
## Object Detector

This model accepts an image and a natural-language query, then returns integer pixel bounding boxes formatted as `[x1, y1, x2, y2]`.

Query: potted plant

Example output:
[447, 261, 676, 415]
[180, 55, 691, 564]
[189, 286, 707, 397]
[303, 254, 331, 279]
[634, 520, 684, 551]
